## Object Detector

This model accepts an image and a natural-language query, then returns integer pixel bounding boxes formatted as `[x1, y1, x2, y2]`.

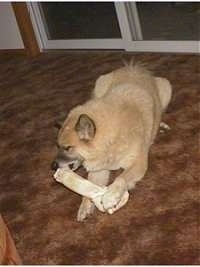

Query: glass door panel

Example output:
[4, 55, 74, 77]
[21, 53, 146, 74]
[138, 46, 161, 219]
[39, 2, 121, 40]
[136, 2, 199, 40]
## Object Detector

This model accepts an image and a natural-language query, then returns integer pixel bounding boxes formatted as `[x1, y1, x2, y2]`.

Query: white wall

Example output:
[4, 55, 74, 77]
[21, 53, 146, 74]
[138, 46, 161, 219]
[0, 2, 24, 49]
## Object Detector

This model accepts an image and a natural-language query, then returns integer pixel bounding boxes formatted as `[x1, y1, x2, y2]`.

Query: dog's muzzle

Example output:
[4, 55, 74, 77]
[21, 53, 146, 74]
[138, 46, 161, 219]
[51, 158, 82, 171]
[51, 148, 83, 171]
[51, 160, 59, 171]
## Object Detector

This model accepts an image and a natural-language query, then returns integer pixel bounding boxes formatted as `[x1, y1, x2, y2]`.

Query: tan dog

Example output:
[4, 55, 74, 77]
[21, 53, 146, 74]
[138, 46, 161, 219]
[53, 63, 172, 221]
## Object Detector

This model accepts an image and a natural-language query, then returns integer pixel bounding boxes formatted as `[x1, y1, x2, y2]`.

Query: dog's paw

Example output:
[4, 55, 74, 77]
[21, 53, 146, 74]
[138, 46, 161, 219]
[159, 122, 171, 133]
[102, 178, 127, 212]
[77, 198, 95, 222]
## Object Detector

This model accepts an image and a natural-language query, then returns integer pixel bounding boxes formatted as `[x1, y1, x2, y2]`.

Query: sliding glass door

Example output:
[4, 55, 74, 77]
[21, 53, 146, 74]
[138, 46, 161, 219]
[29, 2, 199, 52]
[29, 2, 125, 49]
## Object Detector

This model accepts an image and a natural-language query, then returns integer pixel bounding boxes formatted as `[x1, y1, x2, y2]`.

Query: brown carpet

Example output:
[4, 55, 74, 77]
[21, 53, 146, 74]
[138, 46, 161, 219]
[0, 52, 199, 264]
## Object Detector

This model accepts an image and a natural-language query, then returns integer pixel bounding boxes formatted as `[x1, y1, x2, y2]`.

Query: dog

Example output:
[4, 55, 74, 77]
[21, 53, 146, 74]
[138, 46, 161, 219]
[52, 63, 172, 221]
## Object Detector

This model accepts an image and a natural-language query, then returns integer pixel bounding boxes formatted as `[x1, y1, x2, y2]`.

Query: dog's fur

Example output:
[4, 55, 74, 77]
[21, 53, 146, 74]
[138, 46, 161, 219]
[55, 63, 172, 221]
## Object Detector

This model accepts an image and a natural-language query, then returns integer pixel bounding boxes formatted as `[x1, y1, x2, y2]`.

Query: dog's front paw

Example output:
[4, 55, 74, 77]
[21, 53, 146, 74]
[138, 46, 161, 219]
[102, 178, 127, 212]
[77, 197, 95, 222]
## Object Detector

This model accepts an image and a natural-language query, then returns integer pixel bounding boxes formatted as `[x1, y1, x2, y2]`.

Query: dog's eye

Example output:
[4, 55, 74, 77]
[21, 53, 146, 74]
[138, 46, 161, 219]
[64, 146, 73, 152]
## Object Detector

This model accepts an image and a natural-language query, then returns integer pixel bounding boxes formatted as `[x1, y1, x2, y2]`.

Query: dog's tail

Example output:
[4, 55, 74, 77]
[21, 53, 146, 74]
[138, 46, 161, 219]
[122, 57, 135, 68]
[121, 57, 153, 76]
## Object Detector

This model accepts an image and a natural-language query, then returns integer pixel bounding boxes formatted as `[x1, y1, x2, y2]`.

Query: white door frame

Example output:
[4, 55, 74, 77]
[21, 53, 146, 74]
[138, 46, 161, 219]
[28, 2, 200, 53]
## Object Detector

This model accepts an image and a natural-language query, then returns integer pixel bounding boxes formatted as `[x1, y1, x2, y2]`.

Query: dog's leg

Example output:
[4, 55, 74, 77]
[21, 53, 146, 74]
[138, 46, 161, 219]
[77, 170, 110, 221]
[102, 152, 148, 212]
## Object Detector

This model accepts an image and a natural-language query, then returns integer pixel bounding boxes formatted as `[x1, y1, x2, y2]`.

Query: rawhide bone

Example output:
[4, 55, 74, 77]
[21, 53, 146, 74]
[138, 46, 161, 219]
[54, 166, 129, 214]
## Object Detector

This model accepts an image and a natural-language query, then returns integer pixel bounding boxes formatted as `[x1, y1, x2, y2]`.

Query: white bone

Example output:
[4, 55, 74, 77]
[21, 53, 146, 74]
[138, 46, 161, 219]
[54, 167, 129, 214]
[54, 167, 107, 199]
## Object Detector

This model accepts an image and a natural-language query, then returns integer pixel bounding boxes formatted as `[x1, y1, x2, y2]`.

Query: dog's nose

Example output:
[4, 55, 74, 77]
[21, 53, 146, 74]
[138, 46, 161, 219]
[51, 161, 59, 171]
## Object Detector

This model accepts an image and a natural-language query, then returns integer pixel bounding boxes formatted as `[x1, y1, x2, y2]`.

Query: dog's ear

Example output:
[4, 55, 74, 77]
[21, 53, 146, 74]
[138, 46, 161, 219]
[75, 114, 96, 141]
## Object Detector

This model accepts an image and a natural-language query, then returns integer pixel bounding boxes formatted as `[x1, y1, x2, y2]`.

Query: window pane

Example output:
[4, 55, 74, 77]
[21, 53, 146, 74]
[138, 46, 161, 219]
[40, 2, 121, 39]
[137, 2, 200, 40]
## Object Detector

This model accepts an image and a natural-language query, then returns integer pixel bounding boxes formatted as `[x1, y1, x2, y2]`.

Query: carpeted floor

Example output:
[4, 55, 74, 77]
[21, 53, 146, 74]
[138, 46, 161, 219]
[0, 52, 199, 264]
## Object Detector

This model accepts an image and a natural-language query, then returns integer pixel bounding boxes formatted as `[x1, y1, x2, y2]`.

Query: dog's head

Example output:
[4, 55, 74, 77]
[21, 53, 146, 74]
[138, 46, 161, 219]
[51, 112, 97, 171]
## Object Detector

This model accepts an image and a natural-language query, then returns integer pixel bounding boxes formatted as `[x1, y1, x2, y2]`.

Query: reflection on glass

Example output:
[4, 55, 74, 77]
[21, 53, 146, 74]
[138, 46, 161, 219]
[39, 2, 121, 40]
[137, 2, 200, 40]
